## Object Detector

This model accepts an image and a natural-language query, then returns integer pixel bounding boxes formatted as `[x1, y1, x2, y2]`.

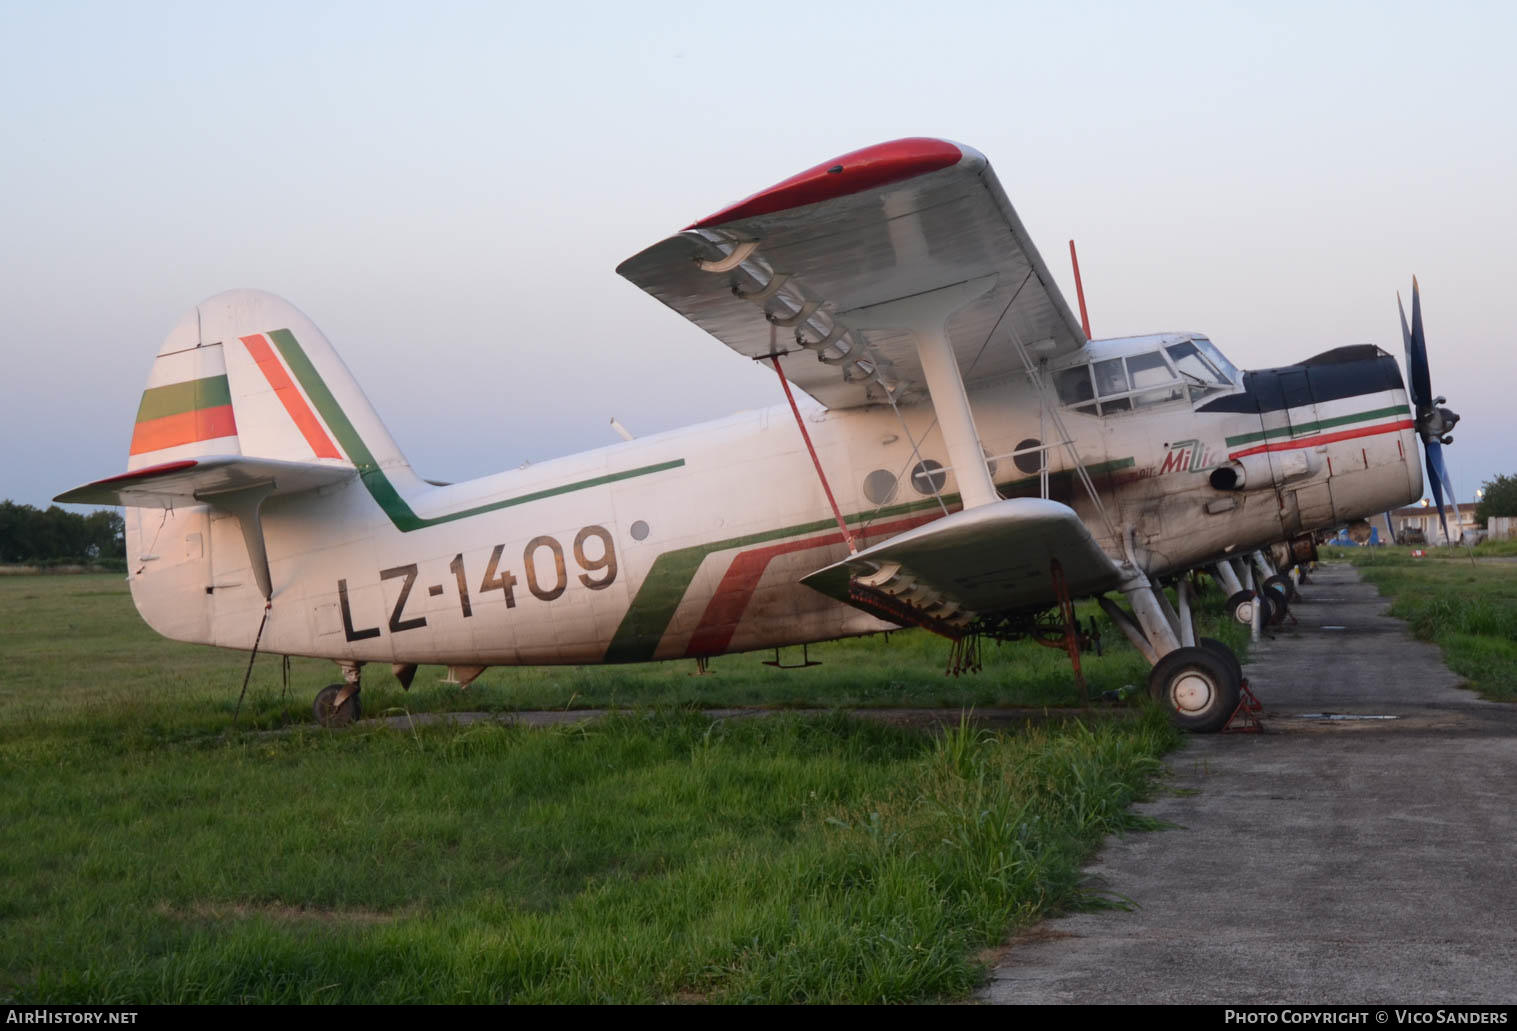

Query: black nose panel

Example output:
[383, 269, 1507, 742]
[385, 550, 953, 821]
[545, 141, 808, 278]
[1199, 345, 1403, 415]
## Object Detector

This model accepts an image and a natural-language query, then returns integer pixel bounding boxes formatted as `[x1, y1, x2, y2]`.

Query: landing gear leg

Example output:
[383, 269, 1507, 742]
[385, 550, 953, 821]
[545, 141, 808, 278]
[314, 661, 363, 727]
[1100, 570, 1241, 733]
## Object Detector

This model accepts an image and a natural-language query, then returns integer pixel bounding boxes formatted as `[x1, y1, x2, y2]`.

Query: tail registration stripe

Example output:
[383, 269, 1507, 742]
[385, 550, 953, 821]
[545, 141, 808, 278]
[240, 333, 343, 460]
[1227, 419, 1414, 460]
[129, 405, 237, 455]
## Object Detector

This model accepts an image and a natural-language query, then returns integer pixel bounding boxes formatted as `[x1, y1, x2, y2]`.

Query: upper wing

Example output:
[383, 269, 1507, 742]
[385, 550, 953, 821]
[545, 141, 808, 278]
[616, 138, 1087, 409]
[801, 497, 1122, 627]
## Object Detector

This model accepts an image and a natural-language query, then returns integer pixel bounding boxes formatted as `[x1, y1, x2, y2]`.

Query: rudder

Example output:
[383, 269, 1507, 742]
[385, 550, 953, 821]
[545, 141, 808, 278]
[129, 289, 423, 498]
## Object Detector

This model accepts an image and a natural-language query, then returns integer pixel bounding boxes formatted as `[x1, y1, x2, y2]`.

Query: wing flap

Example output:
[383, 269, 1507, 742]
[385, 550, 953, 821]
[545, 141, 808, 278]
[802, 497, 1121, 619]
[55, 455, 355, 508]
[617, 138, 1087, 409]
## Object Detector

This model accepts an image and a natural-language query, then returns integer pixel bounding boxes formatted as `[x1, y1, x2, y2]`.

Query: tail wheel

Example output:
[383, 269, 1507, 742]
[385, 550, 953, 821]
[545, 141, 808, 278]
[1147, 646, 1241, 733]
[1224, 589, 1272, 628]
[313, 683, 361, 727]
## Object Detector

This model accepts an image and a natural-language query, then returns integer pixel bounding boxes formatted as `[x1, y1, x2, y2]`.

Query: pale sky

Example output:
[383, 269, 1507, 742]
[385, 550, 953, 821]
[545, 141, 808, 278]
[3, 0, 1512, 510]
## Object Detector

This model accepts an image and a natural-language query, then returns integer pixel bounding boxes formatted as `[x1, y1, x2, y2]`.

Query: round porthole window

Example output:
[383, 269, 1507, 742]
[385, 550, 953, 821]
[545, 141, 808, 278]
[910, 459, 947, 495]
[630, 520, 650, 541]
[862, 469, 897, 505]
[1013, 437, 1044, 476]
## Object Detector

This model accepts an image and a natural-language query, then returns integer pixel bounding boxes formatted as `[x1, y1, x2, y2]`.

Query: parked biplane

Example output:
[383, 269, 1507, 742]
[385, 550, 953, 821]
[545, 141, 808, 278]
[58, 138, 1460, 732]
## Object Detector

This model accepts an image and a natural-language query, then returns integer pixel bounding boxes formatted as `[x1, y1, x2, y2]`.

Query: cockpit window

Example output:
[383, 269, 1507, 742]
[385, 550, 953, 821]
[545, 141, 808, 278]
[1055, 340, 1232, 416]
[1128, 352, 1185, 407]
[1054, 366, 1098, 413]
[1166, 340, 1226, 386]
[1127, 352, 1171, 389]
[1192, 336, 1241, 385]
[1094, 358, 1128, 398]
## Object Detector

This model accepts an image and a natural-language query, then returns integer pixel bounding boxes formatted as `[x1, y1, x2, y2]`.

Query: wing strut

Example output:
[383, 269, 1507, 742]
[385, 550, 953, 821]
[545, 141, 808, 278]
[839, 276, 1002, 510]
[769, 350, 857, 554]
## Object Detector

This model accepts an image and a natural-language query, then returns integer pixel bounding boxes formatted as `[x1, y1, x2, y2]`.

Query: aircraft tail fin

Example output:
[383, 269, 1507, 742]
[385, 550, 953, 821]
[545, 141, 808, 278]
[125, 289, 424, 496]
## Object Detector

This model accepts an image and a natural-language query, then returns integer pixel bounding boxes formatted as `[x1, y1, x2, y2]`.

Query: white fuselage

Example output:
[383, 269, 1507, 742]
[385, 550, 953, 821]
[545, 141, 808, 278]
[126, 334, 1421, 668]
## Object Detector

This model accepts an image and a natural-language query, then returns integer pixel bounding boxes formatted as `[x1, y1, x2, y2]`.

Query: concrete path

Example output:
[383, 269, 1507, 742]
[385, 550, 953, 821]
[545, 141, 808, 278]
[985, 561, 1517, 1005]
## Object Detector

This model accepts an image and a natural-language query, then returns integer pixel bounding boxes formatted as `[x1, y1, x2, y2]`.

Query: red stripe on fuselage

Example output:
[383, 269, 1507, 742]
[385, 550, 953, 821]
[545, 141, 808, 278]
[240, 333, 342, 460]
[684, 513, 940, 657]
[1227, 419, 1414, 460]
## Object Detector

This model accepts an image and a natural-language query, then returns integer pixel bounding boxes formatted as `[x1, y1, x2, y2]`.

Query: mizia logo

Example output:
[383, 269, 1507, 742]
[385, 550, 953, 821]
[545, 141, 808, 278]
[1159, 439, 1216, 475]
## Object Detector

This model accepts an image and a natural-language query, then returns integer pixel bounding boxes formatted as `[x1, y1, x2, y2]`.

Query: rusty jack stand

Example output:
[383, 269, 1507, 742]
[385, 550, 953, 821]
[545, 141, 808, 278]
[1223, 677, 1264, 733]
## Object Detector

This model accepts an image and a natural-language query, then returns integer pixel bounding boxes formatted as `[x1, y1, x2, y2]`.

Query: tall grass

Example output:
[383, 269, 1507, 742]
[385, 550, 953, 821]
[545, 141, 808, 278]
[0, 575, 1192, 1003]
[1343, 552, 1517, 701]
[3, 710, 1179, 1003]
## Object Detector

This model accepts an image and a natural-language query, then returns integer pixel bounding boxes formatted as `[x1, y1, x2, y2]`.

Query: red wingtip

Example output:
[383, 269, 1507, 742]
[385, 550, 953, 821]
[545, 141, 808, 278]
[92, 460, 199, 486]
[686, 138, 965, 230]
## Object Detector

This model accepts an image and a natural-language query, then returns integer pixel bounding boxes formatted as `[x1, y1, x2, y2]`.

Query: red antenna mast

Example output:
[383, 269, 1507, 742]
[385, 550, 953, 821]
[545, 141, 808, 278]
[1068, 240, 1092, 341]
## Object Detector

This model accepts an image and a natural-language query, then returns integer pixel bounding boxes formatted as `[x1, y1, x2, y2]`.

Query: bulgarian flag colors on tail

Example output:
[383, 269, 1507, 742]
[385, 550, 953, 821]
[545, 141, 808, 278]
[130, 373, 237, 456]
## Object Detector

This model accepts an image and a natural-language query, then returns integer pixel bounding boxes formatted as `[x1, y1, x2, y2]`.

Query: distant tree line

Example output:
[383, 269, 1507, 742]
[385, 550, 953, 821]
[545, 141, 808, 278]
[0, 501, 126, 568]
[1476, 474, 1517, 524]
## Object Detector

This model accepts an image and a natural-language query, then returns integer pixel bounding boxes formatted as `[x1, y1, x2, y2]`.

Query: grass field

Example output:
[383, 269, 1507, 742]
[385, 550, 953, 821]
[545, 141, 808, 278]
[1341, 547, 1517, 702]
[0, 574, 1244, 1003]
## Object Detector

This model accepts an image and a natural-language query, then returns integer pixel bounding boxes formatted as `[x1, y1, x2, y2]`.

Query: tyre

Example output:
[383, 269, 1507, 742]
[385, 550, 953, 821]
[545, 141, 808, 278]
[1224, 590, 1272, 628]
[1264, 573, 1298, 603]
[1263, 585, 1289, 625]
[1147, 646, 1241, 733]
[313, 683, 361, 727]
[1197, 636, 1243, 684]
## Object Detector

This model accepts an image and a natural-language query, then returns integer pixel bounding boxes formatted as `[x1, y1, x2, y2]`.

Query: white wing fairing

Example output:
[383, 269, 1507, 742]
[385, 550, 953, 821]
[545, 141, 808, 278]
[616, 138, 1088, 410]
[802, 498, 1123, 629]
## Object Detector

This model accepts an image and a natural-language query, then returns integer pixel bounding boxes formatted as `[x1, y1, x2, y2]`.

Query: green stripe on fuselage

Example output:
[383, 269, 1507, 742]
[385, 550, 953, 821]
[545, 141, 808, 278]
[135, 375, 232, 422]
[1224, 405, 1410, 447]
[265, 328, 683, 532]
[603, 456, 1137, 663]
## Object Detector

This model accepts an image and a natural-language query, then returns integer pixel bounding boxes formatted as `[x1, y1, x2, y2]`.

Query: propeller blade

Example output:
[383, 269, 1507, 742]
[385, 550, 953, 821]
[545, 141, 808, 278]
[1397, 291, 1414, 380]
[1407, 278, 1432, 408]
[1424, 439, 1454, 543]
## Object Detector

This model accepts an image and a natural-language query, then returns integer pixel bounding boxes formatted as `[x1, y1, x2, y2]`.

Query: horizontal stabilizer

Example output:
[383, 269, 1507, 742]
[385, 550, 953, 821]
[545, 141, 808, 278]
[55, 455, 355, 508]
[802, 497, 1121, 621]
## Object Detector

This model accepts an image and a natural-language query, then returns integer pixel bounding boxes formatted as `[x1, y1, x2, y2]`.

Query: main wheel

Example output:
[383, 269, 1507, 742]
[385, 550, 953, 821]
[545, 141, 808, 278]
[313, 683, 361, 727]
[1148, 646, 1241, 733]
[1263, 584, 1289, 625]
[1224, 589, 1272, 628]
[1197, 636, 1244, 684]
[1264, 573, 1298, 603]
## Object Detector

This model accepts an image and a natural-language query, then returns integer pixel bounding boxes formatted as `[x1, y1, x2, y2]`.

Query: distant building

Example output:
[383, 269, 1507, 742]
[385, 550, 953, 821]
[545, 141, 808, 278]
[1387, 502, 1479, 545]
